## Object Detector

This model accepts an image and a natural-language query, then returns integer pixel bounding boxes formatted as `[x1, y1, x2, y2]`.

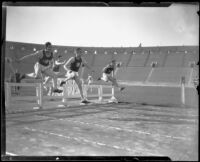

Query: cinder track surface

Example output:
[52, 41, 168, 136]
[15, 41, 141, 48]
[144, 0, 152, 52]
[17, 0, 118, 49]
[5, 102, 198, 161]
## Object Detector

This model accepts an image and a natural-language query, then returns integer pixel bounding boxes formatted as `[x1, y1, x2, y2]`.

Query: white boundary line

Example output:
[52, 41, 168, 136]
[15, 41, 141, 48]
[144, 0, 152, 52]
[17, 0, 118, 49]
[61, 119, 193, 141]
[31, 114, 192, 141]
[23, 127, 159, 156]
[118, 81, 194, 88]
[6, 152, 17, 156]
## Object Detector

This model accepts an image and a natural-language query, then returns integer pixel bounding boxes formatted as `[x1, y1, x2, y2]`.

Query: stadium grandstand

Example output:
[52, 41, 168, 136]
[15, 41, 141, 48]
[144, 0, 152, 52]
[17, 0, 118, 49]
[4, 41, 199, 107]
[4, 41, 199, 161]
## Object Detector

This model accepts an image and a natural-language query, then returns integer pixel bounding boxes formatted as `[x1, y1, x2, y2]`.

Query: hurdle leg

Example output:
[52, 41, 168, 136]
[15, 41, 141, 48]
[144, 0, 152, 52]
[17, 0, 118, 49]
[181, 76, 185, 106]
[109, 86, 118, 103]
[83, 85, 88, 98]
[62, 84, 68, 103]
[110, 87, 116, 99]
[36, 83, 43, 108]
[98, 85, 103, 101]
[5, 82, 11, 107]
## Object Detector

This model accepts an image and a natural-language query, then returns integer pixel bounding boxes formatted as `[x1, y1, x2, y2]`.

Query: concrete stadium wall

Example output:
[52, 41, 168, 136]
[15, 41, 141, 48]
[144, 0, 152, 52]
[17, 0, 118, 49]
[147, 67, 192, 84]
[112, 52, 132, 67]
[127, 53, 149, 67]
[183, 51, 199, 67]
[164, 53, 185, 67]
[116, 67, 152, 82]
[145, 52, 166, 67]
[93, 53, 113, 66]
[115, 85, 198, 108]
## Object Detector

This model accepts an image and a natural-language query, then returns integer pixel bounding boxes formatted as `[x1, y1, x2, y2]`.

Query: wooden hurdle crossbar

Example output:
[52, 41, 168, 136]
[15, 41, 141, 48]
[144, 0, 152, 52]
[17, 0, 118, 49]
[64, 84, 116, 102]
[5, 82, 43, 107]
[5, 82, 116, 108]
[83, 84, 115, 101]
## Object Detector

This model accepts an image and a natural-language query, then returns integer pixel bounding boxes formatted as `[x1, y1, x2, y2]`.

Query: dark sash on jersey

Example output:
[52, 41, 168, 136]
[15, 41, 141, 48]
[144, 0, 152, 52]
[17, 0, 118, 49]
[104, 64, 114, 74]
[38, 50, 53, 66]
[69, 57, 82, 72]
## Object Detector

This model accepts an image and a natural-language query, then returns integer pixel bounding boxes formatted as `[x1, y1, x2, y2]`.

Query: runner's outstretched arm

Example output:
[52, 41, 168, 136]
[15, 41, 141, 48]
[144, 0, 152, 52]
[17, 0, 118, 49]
[17, 50, 42, 62]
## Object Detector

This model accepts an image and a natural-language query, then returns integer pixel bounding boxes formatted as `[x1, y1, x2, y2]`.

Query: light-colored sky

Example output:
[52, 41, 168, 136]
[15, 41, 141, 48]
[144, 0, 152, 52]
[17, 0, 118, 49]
[5, 4, 199, 47]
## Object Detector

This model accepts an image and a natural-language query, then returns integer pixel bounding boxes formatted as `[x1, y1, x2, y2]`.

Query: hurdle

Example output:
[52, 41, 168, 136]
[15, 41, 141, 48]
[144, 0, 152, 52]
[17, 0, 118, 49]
[181, 76, 186, 106]
[64, 83, 117, 103]
[5, 81, 68, 109]
[5, 81, 117, 109]
[5, 82, 43, 108]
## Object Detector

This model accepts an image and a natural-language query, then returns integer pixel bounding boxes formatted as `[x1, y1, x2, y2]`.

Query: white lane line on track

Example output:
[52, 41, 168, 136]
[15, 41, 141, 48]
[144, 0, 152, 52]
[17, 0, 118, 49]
[63, 119, 193, 141]
[23, 126, 158, 156]
[6, 152, 17, 156]
[33, 114, 193, 141]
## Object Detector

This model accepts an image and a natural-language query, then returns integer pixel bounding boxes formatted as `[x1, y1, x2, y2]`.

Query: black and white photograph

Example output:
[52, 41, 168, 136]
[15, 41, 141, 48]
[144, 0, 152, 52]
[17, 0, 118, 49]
[2, 2, 199, 161]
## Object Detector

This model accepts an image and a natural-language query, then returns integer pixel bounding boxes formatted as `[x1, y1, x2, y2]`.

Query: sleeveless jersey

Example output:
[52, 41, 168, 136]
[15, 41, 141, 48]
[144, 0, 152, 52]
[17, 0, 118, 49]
[69, 57, 82, 72]
[38, 50, 53, 66]
[53, 64, 60, 72]
[103, 64, 114, 74]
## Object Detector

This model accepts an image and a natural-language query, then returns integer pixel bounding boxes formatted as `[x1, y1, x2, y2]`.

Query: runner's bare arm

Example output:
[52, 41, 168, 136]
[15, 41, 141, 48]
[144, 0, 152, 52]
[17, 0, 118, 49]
[55, 59, 67, 65]
[18, 50, 43, 62]
[63, 57, 75, 71]
[102, 64, 109, 73]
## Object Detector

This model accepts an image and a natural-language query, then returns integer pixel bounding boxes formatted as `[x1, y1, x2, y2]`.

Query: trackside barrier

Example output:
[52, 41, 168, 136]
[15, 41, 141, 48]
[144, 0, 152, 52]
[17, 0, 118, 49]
[5, 82, 42, 107]
[5, 82, 116, 109]
[181, 76, 185, 105]
[62, 84, 116, 103]
[117, 76, 194, 107]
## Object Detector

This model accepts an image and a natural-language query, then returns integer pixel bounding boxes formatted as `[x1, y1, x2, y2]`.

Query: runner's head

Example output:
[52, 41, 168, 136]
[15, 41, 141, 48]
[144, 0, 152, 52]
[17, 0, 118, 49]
[75, 48, 83, 58]
[45, 42, 52, 53]
[111, 59, 116, 65]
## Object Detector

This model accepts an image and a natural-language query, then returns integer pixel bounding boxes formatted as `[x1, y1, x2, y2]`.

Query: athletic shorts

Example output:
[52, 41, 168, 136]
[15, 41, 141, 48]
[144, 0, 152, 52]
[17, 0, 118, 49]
[34, 62, 51, 73]
[101, 73, 112, 82]
[65, 70, 79, 79]
[88, 80, 93, 84]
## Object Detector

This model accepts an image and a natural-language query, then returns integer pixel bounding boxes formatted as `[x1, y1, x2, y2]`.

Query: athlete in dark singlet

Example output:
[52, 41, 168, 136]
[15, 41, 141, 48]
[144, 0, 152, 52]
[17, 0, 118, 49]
[60, 48, 95, 103]
[98, 59, 125, 91]
[17, 42, 63, 93]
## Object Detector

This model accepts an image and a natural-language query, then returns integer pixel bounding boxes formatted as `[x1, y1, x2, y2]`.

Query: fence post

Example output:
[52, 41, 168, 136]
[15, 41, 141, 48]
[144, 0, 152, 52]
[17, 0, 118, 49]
[36, 84, 39, 105]
[83, 84, 88, 98]
[110, 86, 115, 100]
[38, 83, 43, 108]
[98, 85, 103, 101]
[62, 84, 68, 103]
[5, 82, 11, 107]
[181, 76, 185, 106]
[110, 86, 118, 103]
[36, 83, 43, 108]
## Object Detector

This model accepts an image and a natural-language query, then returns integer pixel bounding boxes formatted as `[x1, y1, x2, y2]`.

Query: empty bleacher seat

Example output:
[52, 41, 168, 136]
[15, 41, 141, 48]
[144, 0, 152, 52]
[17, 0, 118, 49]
[164, 53, 185, 67]
[112, 52, 132, 67]
[145, 51, 165, 67]
[128, 53, 149, 67]
[93, 54, 113, 66]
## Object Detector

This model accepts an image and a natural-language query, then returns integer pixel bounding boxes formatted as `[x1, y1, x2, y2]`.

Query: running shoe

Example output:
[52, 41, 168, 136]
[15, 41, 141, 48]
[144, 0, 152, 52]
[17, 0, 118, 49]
[60, 81, 66, 87]
[120, 87, 125, 91]
[80, 99, 90, 104]
[20, 74, 26, 80]
[52, 88, 63, 93]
